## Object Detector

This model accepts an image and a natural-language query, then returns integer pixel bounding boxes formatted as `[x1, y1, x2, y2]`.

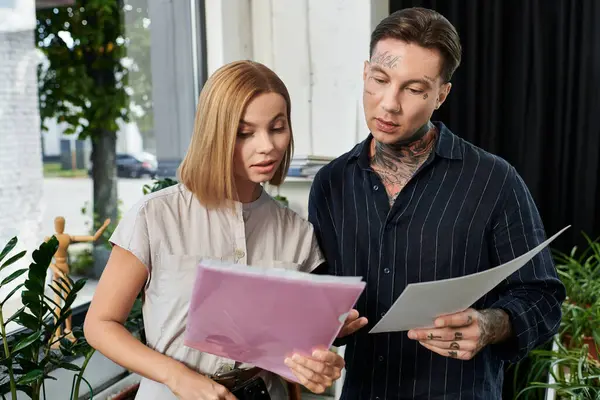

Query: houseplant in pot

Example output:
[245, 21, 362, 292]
[0, 236, 94, 399]
[553, 234, 600, 360]
[516, 338, 600, 399]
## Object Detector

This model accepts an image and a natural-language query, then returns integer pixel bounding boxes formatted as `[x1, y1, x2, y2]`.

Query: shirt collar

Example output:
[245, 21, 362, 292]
[351, 121, 463, 168]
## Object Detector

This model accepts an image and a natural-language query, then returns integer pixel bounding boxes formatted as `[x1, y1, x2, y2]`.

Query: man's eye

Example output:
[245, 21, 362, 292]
[373, 77, 387, 84]
[408, 88, 424, 94]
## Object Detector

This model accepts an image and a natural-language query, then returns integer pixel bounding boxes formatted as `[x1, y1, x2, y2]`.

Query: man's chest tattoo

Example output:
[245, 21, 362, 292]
[372, 163, 419, 203]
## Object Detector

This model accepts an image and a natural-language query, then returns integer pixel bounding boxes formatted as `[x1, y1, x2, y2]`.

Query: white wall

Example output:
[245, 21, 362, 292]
[0, 0, 45, 305]
[205, 0, 388, 158]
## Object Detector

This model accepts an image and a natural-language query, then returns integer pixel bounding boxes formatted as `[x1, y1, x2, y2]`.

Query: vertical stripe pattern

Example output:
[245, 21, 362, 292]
[308, 122, 566, 400]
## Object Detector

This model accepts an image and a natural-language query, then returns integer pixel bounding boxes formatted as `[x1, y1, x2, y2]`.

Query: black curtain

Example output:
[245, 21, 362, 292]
[388, 0, 600, 253]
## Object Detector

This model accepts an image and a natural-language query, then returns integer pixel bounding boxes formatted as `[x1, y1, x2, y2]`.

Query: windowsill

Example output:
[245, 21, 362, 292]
[283, 176, 314, 183]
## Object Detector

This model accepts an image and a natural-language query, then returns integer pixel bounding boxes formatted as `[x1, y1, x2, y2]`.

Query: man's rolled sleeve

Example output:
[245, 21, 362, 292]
[487, 168, 566, 363]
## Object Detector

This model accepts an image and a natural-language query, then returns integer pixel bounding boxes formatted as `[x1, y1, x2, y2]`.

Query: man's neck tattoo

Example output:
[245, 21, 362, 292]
[370, 122, 438, 205]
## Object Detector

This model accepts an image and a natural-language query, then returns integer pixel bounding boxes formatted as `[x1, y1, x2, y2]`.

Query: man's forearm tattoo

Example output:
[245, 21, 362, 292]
[479, 309, 512, 346]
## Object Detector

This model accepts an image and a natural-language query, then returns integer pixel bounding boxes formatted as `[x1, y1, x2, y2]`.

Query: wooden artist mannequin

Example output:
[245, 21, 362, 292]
[47, 216, 110, 345]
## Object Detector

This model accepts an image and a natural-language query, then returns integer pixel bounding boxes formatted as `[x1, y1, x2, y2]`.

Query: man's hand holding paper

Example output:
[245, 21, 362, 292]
[369, 226, 570, 335]
[337, 309, 368, 338]
[407, 308, 512, 360]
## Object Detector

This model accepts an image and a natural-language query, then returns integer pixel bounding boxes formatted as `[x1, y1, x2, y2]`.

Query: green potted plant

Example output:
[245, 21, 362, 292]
[0, 236, 93, 399]
[553, 234, 600, 360]
[142, 177, 179, 195]
[517, 339, 600, 399]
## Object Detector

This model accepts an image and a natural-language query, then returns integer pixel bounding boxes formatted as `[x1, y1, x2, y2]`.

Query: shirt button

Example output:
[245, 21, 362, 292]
[373, 185, 379, 191]
[378, 356, 384, 362]
[234, 249, 245, 259]
[383, 268, 390, 274]
[380, 311, 386, 318]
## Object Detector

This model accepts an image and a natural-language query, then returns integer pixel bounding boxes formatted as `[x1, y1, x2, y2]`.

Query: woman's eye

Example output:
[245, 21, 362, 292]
[237, 132, 252, 138]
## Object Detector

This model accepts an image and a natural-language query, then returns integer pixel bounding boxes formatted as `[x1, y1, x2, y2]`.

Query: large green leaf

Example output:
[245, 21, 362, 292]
[0, 250, 26, 273]
[11, 331, 42, 353]
[71, 278, 87, 294]
[0, 237, 17, 264]
[48, 285, 66, 302]
[24, 274, 44, 293]
[17, 312, 40, 332]
[16, 369, 44, 385]
[21, 291, 43, 318]
[56, 362, 81, 372]
[51, 309, 73, 333]
[14, 356, 38, 372]
[0, 283, 24, 306]
[54, 280, 71, 296]
[43, 294, 62, 311]
[5, 306, 25, 325]
[0, 268, 27, 287]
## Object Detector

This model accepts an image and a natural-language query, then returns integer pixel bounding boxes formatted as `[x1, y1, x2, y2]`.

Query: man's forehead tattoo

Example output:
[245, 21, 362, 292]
[371, 51, 401, 69]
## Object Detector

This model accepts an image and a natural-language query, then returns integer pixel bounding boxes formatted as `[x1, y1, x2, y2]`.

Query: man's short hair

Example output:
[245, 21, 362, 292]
[370, 7, 462, 82]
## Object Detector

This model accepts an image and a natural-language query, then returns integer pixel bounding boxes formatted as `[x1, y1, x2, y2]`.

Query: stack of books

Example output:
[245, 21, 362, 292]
[287, 155, 334, 178]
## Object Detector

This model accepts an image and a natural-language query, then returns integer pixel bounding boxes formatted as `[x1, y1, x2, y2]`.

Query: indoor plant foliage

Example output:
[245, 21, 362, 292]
[0, 237, 93, 399]
[517, 339, 600, 399]
[553, 234, 600, 358]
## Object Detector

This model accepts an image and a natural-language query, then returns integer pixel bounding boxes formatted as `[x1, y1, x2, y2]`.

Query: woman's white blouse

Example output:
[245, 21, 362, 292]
[109, 183, 325, 399]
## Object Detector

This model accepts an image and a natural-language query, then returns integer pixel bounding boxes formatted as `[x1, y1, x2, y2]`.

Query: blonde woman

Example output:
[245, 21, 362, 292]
[84, 61, 345, 400]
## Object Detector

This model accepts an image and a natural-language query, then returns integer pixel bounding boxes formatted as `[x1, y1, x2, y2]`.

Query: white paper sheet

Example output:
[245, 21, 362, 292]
[369, 226, 570, 334]
[199, 258, 364, 285]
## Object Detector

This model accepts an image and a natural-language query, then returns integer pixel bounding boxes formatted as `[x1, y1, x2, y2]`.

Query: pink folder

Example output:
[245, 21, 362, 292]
[183, 260, 366, 382]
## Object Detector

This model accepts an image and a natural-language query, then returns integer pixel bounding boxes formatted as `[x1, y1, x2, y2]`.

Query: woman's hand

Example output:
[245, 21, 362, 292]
[167, 363, 237, 400]
[285, 349, 345, 394]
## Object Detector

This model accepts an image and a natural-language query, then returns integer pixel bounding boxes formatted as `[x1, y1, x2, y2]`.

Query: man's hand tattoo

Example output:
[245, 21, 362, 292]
[449, 342, 460, 350]
[448, 351, 458, 358]
[428, 333, 442, 340]
[454, 332, 463, 340]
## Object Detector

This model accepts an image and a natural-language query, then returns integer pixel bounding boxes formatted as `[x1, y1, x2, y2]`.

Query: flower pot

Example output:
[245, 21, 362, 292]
[108, 382, 139, 400]
[563, 334, 599, 361]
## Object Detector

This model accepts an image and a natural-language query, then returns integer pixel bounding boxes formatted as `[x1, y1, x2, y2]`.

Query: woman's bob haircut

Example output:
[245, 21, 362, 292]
[177, 60, 294, 208]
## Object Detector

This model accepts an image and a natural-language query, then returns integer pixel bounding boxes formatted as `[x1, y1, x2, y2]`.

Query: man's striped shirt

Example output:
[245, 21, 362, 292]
[308, 121, 565, 400]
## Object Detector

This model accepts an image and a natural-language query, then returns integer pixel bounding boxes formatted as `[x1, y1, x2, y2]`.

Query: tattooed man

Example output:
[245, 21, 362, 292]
[308, 7, 565, 400]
